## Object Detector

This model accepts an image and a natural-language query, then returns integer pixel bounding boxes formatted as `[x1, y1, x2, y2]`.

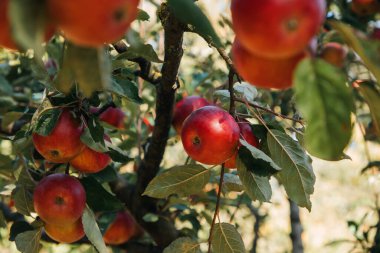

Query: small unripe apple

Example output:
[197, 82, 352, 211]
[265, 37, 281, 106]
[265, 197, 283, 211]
[70, 135, 111, 173]
[225, 120, 259, 168]
[181, 106, 240, 165]
[319, 42, 347, 68]
[47, 0, 139, 47]
[32, 109, 84, 163]
[231, 0, 325, 58]
[33, 174, 86, 225]
[44, 218, 85, 243]
[232, 39, 306, 90]
[103, 211, 136, 245]
[172, 96, 210, 134]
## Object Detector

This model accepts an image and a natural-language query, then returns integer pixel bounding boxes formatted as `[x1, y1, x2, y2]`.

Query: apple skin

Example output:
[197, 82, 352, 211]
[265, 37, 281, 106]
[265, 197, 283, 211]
[70, 135, 111, 173]
[320, 42, 347, 68]
[231, 0, 325, 58]
[225, 121, 259, 168]
[181, 106, 240, 165]
[232, 39, 306, 90]
[32, 109, 84, 163]
[47, 0, 139, 47]
[98, 107, 126, 129]
[103, 211, 136, 245]
[33, 174, 86, 225]
[44, 218, 85, 243]
[172, 96, 210, 134]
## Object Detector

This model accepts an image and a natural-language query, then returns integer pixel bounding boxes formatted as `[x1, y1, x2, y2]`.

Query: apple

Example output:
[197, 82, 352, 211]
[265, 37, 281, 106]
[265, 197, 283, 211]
[371, 27, 380, 40]
[231, 0, 325, 58]
[351, 0, 379, 16]
[47, 0, 139, 47]
[172, 96, 210, 134]
[33, 174, 86, 225]
[232, 39, 306, 90]
[44, 218, 85, 243]
[225, 120, 259, 168]
[181, 106, 240, 165]
[33, 109, 84, 163]
[70, 135, 111, 174]
[103, 211, 136, 245]
[95, 107, 126, 129]
[319, 42, 347, 68]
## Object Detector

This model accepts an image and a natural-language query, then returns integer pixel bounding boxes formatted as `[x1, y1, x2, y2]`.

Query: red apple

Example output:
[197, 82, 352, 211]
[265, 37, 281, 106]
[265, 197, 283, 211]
[44, 218, 85, 243]
[371, 27, 380, 40]
[103, 211, 136, 245]
[172, 96, 210, 134]
[98, 107, 126, 129]
[319, 42, 347, 68]
[351, 0, 380, 16]
[33, 174, 86, 225]
[232, 39, 306, 89]
[231, 0, 325, 58]
[32, 109, 84, 163]
[181, 106, 240, 165]
[225, 120, 259, 168]
[70, 135, 111, 173]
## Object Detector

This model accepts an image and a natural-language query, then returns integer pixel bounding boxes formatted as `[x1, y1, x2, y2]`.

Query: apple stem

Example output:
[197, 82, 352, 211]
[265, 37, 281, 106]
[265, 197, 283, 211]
[65, 163, 70, 175]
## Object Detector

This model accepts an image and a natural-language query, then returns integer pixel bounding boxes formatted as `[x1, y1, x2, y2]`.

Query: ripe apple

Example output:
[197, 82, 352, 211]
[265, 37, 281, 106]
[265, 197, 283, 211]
[319, 42, 347, 68]
[33, 174, 86, 225]
[351, 0, 379, 16]
[231, 0, 325, 58]
[33, 109, 84, 163]
[232, 39, 306, 90]
[181, 106, 240, 165]
[103, 211, 136, 245]
[95, 107, 126, 129]
[172, 96, 210, 134]
[44, 218, 85, 243]
[0, 0, 55, 50]
[70, 135, 111, 173]
[225, 120, 259, 168]
[47, 0, 139, 47]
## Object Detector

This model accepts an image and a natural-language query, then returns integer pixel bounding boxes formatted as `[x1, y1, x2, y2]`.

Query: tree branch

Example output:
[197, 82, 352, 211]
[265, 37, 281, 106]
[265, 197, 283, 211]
[289, 199, 304, 253]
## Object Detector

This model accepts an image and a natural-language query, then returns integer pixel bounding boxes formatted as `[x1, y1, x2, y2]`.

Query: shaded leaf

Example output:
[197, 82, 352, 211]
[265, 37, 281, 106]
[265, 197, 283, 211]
[0, 75, 13, 95]
[267, 130, 315, 211]
[356, 81, 380, 136]
[34, 108, 61, 136]
[15, 228, 42, 253]
[108, 79, 143, 104]
[211, 223, 245, 253]
[294, 58, 353, 160]
[106, 144, 133, 163]
[82, 206, 108, 253]
[116, 44, 162, 63]
[0, 210, 6, 228]
[80, 127, 108, 153]
[1, 111, 24, 130]
[220, 173, 243, 192]
[12, 187, 34, 216]
[10, 221, 33, 241]
[236, 156, 272, 202]
[163, 237, 201, 253]
[143, 165, 211, 198]
[136, 9, 150, 21]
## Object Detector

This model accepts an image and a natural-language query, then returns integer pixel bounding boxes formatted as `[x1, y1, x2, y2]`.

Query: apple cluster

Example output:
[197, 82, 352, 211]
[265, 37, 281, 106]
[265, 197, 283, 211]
[230, 0, 326, 89]
[173, 96, 259, 167]
[0, 0, 140, 50]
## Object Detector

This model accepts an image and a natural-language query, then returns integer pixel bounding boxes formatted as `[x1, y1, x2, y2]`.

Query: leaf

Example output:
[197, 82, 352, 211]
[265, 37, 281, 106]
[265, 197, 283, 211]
[239, 139, 281, 176]
[15, 228, 42, 253]
[356, 81, 380, 136]
[80, 177, 124, 212]
[0, 154, 13, 171]
[330, 21, 380, 82]
[1, 111, 24, 130]
[294, 58, 353, 160]
[220, 173, 243, 192]
[12, 186, 34, 216]
[267, 130, 315, 211]
[211, 223, 246, 253]
[142, 213, 159, 223]
[136, 9, 150, 21]
[236, 156, 272, 202]
[82, 206, 108, 253]
[106, 144, 133, 163]
[80, 127, 108, 153]
[90, 166, 118, 183]
[116, 44, 162, 63]
[0, 96, 17, 113]
[34, 108, 61, 136]
[0, 209, 6, 228]
[233, 82, 258, 102]
[10, 221, 33, 241]
[143, 165, 211, 198]
[0, 75, 13, 95]
[108, 79, 143, 104]
[55, 43, 112, 97]
[167, 0, 222, 47]
[163, 237, 201, 253]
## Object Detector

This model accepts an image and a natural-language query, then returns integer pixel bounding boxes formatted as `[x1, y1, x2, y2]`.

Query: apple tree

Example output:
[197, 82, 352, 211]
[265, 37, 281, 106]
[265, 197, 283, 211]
[0, 0, 379, 252]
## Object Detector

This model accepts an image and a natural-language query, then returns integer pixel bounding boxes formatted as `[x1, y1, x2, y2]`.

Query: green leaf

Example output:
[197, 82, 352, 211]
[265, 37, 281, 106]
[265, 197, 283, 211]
[143, 165, 211, 198]
[80, 127, 108, 153]
[0, 154, 13, 171]
[142, 213, 159, 223]
[10, 221, 33, 241]
[163, 237, 201, 253]
[9, 0, 50, 54]
[12, 186, 34, 216]
[80, 177, 124, 212]
[233, 82, 258, 102]
[294, 58, 353, 160]
[116, 44, 162, 63]
[211, 223, 246, 253]
[106, 144, 133, 163]
[82, 206, 108, 253]
[90, 166, 118, 183]
[236, 156, 272, 202]
[34, 108, 61, 136]
[0, 75, 13, 95]
[356, 81, 380, 136]
[167, 0, 222, 47]
[108, 79, 143, 104]
[0, 209, 6, 228]
[55, 43, 112, 97]
[136, 9, 150, 21]
[267, 130, 315, 211]
[0, 96, 17, 113]
[1, 111, 24, 130]
[220, 173, 243, 192]
[15, 228, 42, 253]
[97, 212, 117, 235]
[239, 139, 281, 176]
[87, 116, 105, 144]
